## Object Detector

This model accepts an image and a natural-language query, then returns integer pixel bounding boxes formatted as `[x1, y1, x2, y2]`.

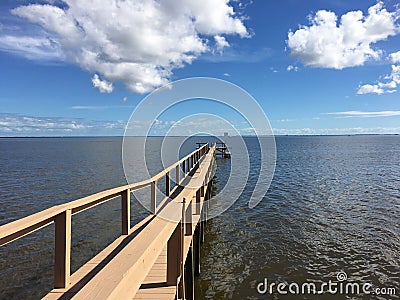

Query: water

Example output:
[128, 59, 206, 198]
[0, 136, 399, 299]
[196, 136, 400, 299]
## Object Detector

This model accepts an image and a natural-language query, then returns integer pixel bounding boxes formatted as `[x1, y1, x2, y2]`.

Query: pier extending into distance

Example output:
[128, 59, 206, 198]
[197, 142, 231, 158]
[0, 143, 226, 299]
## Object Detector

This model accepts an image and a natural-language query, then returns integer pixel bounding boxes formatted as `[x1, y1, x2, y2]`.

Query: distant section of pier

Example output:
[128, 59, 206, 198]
[197, 142, 231, 158]
[0, 143, 217, 299]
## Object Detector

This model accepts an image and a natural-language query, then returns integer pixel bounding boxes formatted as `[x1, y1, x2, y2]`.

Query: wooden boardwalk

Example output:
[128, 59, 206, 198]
[0, 143, 216, 300]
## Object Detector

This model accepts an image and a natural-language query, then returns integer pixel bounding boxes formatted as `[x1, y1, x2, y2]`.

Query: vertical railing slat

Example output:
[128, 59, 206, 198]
[185, 201, 192, 236]
[121, 189, 130, 235]
[54, 209, 72, 288]
[167, 198, 185, 286]
[151, 181, 157, 213]
[176, 165, 180, 186]
[195, 189, 201, 215]
[166, 172, 170, 197]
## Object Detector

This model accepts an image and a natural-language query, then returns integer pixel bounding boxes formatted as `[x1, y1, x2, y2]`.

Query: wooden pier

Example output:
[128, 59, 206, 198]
[0, 143, 216, 299]
[197, 142, 230, 158]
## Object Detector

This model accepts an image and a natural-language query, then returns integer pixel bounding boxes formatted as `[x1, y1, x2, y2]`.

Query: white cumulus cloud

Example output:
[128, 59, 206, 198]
[390, 50, 400, 63]
[287, 65, 298, 72]
[214, 35, 230, 52]
[357, 84, 385, 95]
[0, 35, 63, 61]
[287, 2, 399, 69]
[357, 64, 400, 94]
[389, 64, 400, 82]
[9, 0, 248, 93]
[91, 74, 113, 93]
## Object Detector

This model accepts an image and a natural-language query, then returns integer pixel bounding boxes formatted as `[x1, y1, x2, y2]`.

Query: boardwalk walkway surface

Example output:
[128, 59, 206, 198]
[0, 143, 216, 300]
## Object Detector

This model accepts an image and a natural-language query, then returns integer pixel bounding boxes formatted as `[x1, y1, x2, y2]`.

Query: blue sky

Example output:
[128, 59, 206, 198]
[0, 0, 399, 136]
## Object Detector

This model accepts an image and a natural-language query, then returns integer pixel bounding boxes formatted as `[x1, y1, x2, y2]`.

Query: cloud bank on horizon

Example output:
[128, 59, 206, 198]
[7, 0, 247, 93]
[2, 112, 400, 137]
[287, 1, 400, 95]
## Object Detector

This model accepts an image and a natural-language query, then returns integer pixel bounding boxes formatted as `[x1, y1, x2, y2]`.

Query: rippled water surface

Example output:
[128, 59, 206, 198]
[0, 136, 399, 299]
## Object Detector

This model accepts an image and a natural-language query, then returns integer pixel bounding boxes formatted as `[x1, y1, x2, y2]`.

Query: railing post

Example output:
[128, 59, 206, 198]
[166, 172, 170, 197]
[121, 189, 130, 235]
[167, 198, 185, 286]
[151, 181, 157, 213]
[206, 181, 210, 201]
[176, 165, 180, 186]
[182, 160, 186, 174]
[54, 209, 72, 288]
[184, 241, 195, 300]
[193, 227, 201, 276]
[180, 198, 186, 299]
[195, 189, 201, 215]
[200, 207, 205, 244]
[182, 198, 186, 235]
[167, 225, 181, 286]
[185, 201, 192, 236]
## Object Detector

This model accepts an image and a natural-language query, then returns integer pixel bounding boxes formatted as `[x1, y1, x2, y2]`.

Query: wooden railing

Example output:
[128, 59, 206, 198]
[64, 144, 217, 299]
[0, 143, 211, 290]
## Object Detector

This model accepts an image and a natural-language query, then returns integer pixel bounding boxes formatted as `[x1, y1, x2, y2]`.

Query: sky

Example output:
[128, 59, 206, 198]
[0, 0, 399, 136]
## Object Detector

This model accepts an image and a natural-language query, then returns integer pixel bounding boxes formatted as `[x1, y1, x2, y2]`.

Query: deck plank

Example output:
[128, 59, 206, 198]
[133, 214, 201, 300]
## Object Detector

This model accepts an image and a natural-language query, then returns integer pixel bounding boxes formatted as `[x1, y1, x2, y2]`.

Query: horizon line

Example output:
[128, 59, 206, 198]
[1, 133, 399, 138]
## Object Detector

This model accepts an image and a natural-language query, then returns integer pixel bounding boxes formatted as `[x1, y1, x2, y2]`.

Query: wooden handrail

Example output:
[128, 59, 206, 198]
[0, 143, 209, 247]
[0, 143, 214, 292]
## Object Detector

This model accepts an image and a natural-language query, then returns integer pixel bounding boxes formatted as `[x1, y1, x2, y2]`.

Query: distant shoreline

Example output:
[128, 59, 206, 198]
[0, 134, 399, 138]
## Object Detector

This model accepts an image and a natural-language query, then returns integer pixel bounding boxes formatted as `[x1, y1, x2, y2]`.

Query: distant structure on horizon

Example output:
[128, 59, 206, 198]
[224, 132, 229, 137]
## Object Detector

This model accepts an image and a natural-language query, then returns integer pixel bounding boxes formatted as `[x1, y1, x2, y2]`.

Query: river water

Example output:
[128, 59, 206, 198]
[0, 136, 399, 299]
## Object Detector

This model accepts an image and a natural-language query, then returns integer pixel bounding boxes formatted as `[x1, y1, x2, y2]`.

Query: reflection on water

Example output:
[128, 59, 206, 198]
[0, 136, 399, 299]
